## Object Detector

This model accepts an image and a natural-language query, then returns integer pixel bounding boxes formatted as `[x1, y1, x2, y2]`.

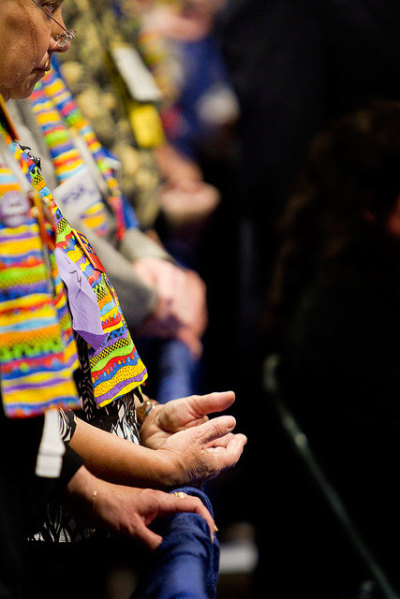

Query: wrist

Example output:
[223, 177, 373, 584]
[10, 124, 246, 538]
[136, 398, 158, 428]
[63, 465, 100, 523]
[154, 447, 186, 488]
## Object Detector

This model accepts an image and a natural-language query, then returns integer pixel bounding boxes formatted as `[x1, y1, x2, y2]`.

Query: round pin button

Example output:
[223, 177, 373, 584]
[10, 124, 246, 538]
[0, 191, 31, 227]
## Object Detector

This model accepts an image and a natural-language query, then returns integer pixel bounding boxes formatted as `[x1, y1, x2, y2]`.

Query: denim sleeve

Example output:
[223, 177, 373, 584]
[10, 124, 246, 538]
[131, 487, 219, 599]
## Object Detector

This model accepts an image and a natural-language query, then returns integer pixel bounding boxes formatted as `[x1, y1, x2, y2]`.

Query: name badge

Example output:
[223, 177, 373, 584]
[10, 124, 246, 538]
[110, 43, 163, 103]
[129, 104, 165, 148]
[0, 190, 31, 227]
[53, 167, 103, 223]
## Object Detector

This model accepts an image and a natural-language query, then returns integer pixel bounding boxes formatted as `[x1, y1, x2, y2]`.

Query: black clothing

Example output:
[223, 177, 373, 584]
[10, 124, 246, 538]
[216, 0, 400, 318]
[0, 403, 83, 599]
[218, 0, 400, 227]
[213, 4, 400, 572]
[264, 236, 400, 596]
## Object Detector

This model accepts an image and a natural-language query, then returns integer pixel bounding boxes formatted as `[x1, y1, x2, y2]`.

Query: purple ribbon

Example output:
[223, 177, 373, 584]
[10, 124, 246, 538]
[55, 248, 107, 349]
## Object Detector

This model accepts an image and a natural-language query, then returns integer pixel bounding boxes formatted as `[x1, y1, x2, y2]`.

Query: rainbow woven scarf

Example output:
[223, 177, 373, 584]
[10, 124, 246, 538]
[32, 64, 126, 240]
[0, 120, 81, 418]
[30, 80, 109, 238]
[1, 104, 147, 408]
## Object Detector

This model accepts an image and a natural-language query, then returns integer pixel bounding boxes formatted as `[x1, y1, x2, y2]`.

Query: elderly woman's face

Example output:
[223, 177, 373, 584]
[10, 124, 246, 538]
[0, 0, 68, 101]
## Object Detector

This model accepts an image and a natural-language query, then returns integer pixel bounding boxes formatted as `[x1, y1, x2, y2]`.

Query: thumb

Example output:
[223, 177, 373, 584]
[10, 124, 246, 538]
[185, 391, 236, 418]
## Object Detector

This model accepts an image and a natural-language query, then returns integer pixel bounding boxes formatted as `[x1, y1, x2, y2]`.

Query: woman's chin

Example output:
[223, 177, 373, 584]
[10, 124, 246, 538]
[8, 71, 46, 101]
[9, 84, 37, 101]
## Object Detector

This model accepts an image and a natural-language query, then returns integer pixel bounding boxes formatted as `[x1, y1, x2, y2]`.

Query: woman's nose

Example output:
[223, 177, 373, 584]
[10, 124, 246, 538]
[53, 34, 72, 52]
[49, 13, 74, 52]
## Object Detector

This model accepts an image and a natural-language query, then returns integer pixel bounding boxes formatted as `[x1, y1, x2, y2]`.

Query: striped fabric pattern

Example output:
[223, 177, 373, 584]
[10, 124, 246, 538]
[6, 98, 148, 407]
[39, 64, 126, 240]
[0, 129, 81, 418]
[29, 83, 111, 236]
[30, 87, 86, 184]
[56, 216, 148, 406]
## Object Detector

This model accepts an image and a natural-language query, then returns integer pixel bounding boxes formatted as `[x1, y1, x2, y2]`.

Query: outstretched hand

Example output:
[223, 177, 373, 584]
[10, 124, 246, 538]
[140, 392, 247, 487]
[140, 391, 237, 448]
[158, 415, 247, 486]
[69, 392, 246, 493]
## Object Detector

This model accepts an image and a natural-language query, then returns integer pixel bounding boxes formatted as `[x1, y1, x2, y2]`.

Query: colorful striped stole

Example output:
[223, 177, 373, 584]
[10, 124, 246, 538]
[30, 81, 109, 238]
[0, 121, 81, 418]
[35, 63, 126, 240]
[1, 106, 148, 408]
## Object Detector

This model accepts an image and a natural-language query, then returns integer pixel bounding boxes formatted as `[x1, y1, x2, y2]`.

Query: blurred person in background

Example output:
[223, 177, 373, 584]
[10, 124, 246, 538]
[256, 102, 400, 597]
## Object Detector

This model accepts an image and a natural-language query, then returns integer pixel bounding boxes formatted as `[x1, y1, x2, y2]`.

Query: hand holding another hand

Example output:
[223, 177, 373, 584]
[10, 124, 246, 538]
[132, 257, 207, 358]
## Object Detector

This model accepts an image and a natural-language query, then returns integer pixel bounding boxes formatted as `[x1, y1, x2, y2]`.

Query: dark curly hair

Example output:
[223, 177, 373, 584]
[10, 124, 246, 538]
[265, 100, 400, 344]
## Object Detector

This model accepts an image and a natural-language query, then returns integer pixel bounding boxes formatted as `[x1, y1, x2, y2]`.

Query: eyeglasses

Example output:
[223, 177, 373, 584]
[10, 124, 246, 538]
[30, 0, 76, 48]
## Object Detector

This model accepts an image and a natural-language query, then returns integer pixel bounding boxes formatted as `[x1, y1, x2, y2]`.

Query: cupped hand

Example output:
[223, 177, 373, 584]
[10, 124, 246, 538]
[140, 391, 237, 449]
[155, 414, 247, 487]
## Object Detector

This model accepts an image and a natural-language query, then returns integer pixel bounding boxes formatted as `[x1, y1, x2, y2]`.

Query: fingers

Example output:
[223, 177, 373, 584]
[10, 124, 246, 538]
[206, 432, 236, 448]
[116, 488, 217, 549]
[163, 391, 236, 426]
[176, 326, 203, 359]
[157, 395, 209, 432]
[133, 257, 207, 347]
[196, 421, 247, 473]
[195, 415, 237, 445]
[138, 490, 217, 544]
[160, 405, 236, 437]
[175, 270, 208, 336]
[158, 264, 187, 307]
[135, 523, 164, 551]
[166, 492, 216, 539]
[207, 433, 248, 467]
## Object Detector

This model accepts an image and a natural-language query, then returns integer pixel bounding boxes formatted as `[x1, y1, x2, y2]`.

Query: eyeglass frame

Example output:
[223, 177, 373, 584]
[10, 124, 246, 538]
[29, 0, 76, 48]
